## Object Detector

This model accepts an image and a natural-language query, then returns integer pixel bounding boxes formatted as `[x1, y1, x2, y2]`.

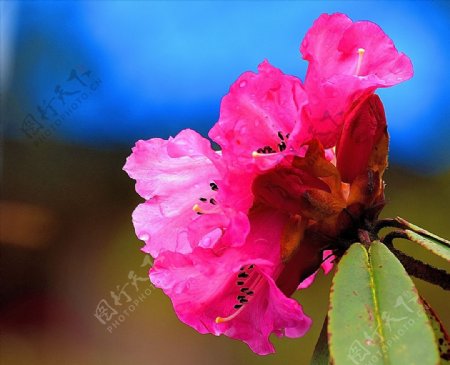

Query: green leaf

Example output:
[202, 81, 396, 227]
[328, 243, 379, 364]
[421, 297, 450, 364]
[395, 217, 450, 261]
[403, 230, 450, 262]
[396, 218, 450, 248]
[328, 242, 439, 365]
[310, 317, 330, 365]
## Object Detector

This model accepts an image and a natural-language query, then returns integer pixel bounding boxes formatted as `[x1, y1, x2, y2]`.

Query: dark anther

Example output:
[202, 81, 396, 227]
[196, 212, 203, 215]
[239, 266, 244, 271]
[210, 182, 218, 191]
[239, 298, 249, 304]
[248, 264, 254, 269]
[199, 197, 207, 202]
[277, 131, 284, 140]
[257, 145, 276, 154]
[246, 291, 254, 295]
[238, 272, 249, 278]
[237, 281, 244, 285]
[234, 304, 243, 309]
[209, 198, 217, 205]
[278, 142, 286, 152]
[237, 295, 246, 300]
[286, 133, 290, 139]
[240, 287, 249, 292]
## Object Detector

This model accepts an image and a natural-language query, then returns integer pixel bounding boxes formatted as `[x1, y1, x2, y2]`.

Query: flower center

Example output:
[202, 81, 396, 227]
[252, 162, 331, 216]
[192, 182, 220, 215]
[252, 131, 290, 157]
[355, 48, 366, 76]
[215, 264, 264, 323]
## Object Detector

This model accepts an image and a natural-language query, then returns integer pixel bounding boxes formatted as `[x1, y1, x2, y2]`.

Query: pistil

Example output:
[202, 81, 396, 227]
[355, 48, 365, 76]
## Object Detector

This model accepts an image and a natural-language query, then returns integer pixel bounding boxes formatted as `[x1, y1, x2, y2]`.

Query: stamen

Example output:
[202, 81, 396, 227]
[253, 131, 290, 157]
[215, 264, 265, 324]
[210, 182, 218, 191]
[355, 48, 365, 76]
[193, 201, 221, 215]
[216, 306, 245, 323]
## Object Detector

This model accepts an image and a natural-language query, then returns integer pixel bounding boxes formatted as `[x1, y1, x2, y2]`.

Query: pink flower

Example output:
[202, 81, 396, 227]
[209, 60, 309, 172]
[126, 63, 344, 354]
[124, 13, 412, 355]
[300, 13, 413, 148]
[151, 209, 312, 355]
[123, 129, 249, 257]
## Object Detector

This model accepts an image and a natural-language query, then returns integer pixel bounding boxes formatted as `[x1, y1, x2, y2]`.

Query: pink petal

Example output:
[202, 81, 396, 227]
[150, 208, 311, 355]
[301, 13, 353, 70]
[301, 13, 413, 84]
[123, 129, 220, 200]
[209, 60, 308, 170]
[187, 210, 250, 250]
[298, 272, 317, 289]
[297, 250, 334, 290]
[321, 249, 335, 275]
[124, 129, 231, 257]
[300, 13, 413, 148]
[151, 249, 311, 355]
[133, 199, 192, 256]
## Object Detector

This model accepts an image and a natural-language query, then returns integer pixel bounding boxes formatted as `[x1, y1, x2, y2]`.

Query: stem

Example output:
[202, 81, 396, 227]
[358, 229, 372, 247]
[382, 230, 408, 246]
[373, 218, 405, 232]
[383, 238, 450, 290]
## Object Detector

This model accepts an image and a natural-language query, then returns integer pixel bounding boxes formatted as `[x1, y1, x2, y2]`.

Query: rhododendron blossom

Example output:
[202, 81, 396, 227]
[124, 13, 413, 355]
[300, 13, 412, 148]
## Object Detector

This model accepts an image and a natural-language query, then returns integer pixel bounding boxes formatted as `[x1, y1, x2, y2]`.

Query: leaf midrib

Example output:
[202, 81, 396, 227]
[367, 248, 389, 365]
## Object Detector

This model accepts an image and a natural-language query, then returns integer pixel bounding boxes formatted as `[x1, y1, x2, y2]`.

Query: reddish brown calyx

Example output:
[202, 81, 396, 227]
[337, 94, 388, 184]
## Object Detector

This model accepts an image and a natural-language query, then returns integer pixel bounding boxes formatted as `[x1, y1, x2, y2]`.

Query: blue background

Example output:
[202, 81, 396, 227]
[3, 1, 450, 172]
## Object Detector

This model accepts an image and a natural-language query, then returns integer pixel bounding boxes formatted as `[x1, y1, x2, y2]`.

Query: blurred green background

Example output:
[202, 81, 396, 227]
[1, 1, 449, 364]
[1, 143, 448, 364]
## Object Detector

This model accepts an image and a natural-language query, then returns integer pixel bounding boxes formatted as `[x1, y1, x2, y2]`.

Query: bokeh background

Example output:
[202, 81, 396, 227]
[1, 1, 449, 364]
